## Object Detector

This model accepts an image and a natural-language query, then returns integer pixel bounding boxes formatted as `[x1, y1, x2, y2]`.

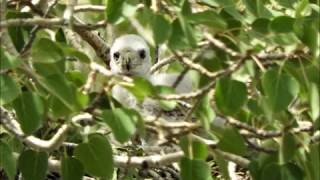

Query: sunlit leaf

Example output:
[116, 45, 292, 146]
[125, 77, 155, 102]
[194, 95, 215, 130]
[102, 108, 140, 143]
[180, 136, 208, 160]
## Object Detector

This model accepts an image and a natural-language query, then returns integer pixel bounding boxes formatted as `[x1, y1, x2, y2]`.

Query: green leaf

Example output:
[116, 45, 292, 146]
[178, 14, 197, 48]
[199, 0, 219, 7]
[187, 10, 227, 30]
[0, 74, 20, 105]
[262, 69, 300, 112]
[122, 2, 139, 17]
[168, 19, 190, 50]
[261, 163, 304, 180]
[215, 0, 243, 21]
[74, 134, 114, 178]
[217, 128, 247, 156]
[309, 83, 320, 121]
[12, 92, 44, 135]
[66, 71, 86, 87]
[242, 0, 270, 17]
[38, 74, 79, 111]
[61, 157, 84, 180]
[270, 16, 295, 33]
[213, 152, 230, 180]
[31, 38, 64, 63]
[33, 60, 65, 77]
[6, 11, 32, 52]
[280, 163, 304, 180]
[308, 144, 320, 180]
[194, 95, 215, 130]
[59, 45, 91, 63]
[152, 14, 172, 44]
[180, 0, 192, 15]
[49, 96, 72, 118]
[125, 77, 155, 102]
[0, 141, 17, 180]
[247, 99, 263, 115]
[55, 28, 67, 43]
[18, 150, 48, 180]
[180, 136, 208, 160]
[215, 77, 248, 115]
[279, 133, 298, 164]
[102, 108, 139, 143]
[294, 19, 319, 57]
[252, 18, 271, 34]
[277, 0, 297, 8]
[180, 157, 213, 180]
[0, 48, 21, 70]
[261, 163, 281, 180]
[105, 0, 125, 23]
[155, 86, 177, 111]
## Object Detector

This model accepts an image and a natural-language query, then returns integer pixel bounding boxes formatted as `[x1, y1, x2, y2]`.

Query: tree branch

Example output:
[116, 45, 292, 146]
[227, 117, 314, 139]
[0, 107, 91, 152]
[74, 5, 105, 12]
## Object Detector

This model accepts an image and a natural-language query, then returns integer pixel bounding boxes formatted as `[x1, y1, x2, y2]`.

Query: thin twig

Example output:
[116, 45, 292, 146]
[227, 117, 314, 139]
[158, 57, 246, 100]
[0, 107, 74, 152]
[74, 4, 105, 12]
[204, 32, 239, 57]
[0, 17, 66, 28]
[150, 55, 175, 74]
[20, 0, 58, 55]
[63, 0, 78, 26]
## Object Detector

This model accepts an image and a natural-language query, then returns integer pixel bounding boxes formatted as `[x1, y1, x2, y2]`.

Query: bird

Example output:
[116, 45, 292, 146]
[110, 34, 192, 115]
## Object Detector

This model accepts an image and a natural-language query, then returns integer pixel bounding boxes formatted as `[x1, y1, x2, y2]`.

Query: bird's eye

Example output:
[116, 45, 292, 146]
[113, 52, 120, 60]
[139, 50, 146, 59]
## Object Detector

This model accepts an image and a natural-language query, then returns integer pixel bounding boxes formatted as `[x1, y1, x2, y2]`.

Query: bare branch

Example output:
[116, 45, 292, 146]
[227, 117, 314, 139]
[0, 107, 91, 152]
[213, 149, 250, 168]
[74, 5, 105, 12]
[20, 0, 59, 56]
[204, 32, 239, 57]
[158, 58, 246, 100]
[150, 56, 175, 74]
[0, 17, 66, 28]
[90, 62, 132, 83]
[1, 107, 69, 152]
[311, 131, 320, 144]
[73, 27, 110, 65]
[63, 0, 78, 26]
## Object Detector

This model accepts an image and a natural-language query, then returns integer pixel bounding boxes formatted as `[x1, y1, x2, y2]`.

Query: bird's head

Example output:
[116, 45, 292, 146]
[110, 34, 151, 77]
